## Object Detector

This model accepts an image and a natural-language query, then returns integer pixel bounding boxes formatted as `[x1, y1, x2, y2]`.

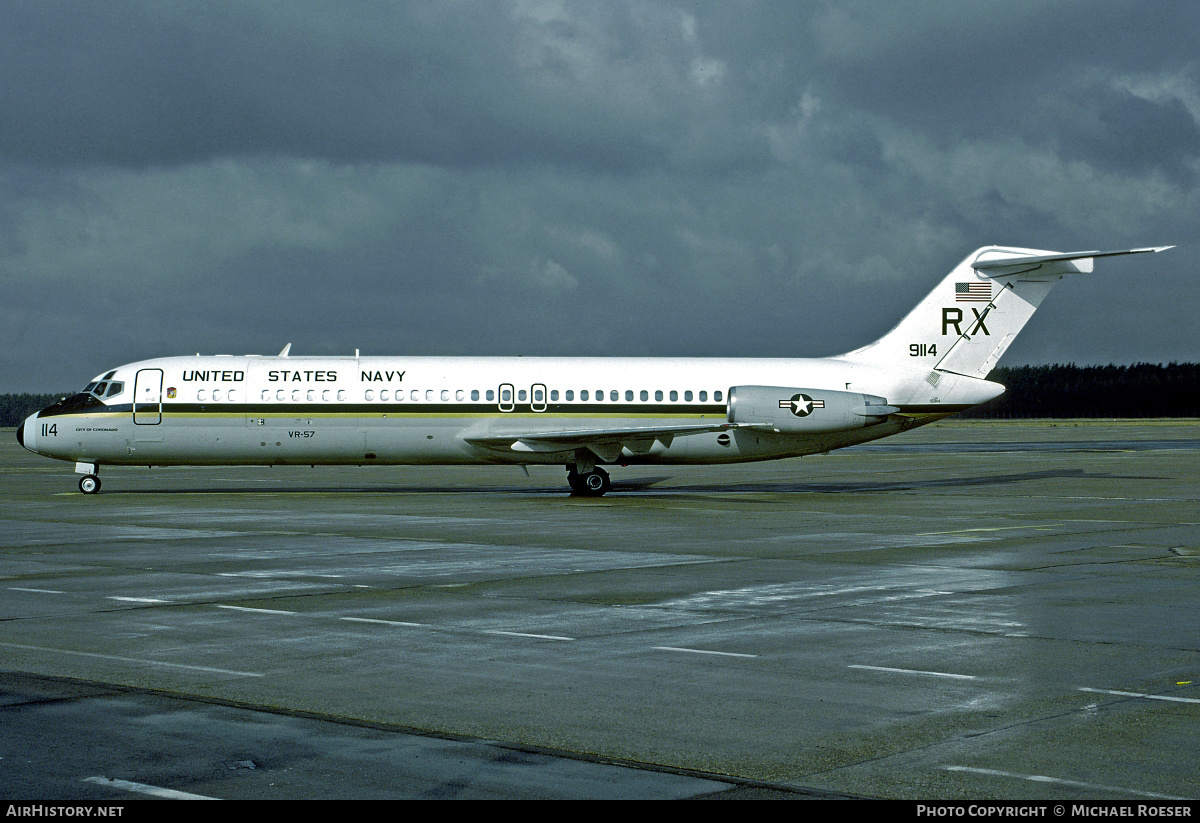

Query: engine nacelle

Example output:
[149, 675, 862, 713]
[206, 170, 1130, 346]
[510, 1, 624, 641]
[727, 385, 897, 434]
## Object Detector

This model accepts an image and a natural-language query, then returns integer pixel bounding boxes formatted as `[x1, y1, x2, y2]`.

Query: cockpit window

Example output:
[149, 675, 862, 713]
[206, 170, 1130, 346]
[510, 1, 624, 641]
[106, 382, 124, 397]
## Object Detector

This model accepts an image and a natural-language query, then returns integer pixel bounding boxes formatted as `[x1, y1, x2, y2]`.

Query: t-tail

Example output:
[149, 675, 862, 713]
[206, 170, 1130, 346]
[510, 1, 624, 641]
[844, 245, 1174, 379]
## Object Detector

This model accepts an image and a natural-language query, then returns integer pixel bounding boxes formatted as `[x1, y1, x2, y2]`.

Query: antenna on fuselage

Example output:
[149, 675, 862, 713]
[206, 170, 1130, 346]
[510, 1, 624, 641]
[279, 343, 292, 357]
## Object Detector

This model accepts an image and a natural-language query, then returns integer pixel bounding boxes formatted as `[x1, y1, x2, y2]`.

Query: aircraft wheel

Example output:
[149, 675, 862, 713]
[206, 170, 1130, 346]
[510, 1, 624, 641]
[578, 468, 610, 497]
[79, 475, 101, 495]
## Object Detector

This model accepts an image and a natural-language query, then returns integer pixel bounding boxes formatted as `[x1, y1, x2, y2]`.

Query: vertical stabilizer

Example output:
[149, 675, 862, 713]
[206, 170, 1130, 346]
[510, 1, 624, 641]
[843, 245, 1171, 379]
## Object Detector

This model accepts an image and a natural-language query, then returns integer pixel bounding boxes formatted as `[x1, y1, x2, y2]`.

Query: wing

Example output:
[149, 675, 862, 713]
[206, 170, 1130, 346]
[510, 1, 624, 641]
[463, 422, 742, 463]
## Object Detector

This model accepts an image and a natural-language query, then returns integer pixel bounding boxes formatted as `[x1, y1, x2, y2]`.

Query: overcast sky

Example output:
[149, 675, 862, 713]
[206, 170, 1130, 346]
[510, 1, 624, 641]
[2, 0, 1197, 392]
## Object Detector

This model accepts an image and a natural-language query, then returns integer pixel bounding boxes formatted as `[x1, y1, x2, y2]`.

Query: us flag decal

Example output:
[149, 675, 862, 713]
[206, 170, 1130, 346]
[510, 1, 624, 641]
[956, 282, 991, 302]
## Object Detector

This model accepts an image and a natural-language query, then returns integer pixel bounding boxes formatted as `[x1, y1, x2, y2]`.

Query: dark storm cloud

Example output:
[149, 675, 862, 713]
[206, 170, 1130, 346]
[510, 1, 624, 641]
[0, 1, 719, 173]
[1, 1, 1198, 391]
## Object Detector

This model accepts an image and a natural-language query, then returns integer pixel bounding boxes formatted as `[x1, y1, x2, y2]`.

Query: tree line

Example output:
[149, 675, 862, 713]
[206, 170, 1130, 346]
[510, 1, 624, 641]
[0, 363, 1197, 426]
[0, 393, 67, 428]
[958, 363, 1200, 418]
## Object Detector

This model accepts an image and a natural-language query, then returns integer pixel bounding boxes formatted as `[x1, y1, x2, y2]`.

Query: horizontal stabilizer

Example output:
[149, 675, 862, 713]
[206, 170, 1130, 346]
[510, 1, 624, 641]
[973, 246, 1173, 277]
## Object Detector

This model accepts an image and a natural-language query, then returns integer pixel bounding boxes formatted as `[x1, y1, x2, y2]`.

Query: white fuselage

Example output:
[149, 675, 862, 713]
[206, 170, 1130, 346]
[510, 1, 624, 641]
[18, 353, 996, 470]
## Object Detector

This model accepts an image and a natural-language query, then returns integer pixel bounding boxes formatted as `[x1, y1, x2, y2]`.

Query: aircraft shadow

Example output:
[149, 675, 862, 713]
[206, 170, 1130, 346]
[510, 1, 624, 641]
[97, 468, 1159, 497]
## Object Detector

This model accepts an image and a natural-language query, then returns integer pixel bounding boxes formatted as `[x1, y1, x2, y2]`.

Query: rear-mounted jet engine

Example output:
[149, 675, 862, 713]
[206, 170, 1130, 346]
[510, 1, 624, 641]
[726, 385, 898, 434]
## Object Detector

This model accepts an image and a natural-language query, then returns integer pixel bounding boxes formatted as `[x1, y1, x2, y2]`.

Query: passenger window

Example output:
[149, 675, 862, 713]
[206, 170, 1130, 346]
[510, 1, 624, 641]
[337, 390, 346, 401]
[580, 390, 589, 401]
[322, 390, 331, 401]
[533, 388, 543, 402]
[699, 391, 708, 402]
[654, 390, 663, 401]
[277, 389, 286, 401]
[566, 390, 574, 401]
[425, 390, 434, 401]
[670, 390, 678, 402]
[518, 389, 527, 401]
[411, 389, 419, 401]
[456, 390, 464, 401]
[550, 390, 558, 401]
[684, 390, 693, 401]
[715, 390, 723, 402]
[441, 390, 449, 401]
[213, 390, 222, 402]
[624, 390, 633, 401]
[640, 390, 648, 401]
[262, 390, 271, 401]
[502, 388, 512, 402]
[365, 390, 375, 401]
[197, 389, 207, 402]
[486, 389, 495, 401]
[610, 390, 618, 401]
[471, 389, 479, 401]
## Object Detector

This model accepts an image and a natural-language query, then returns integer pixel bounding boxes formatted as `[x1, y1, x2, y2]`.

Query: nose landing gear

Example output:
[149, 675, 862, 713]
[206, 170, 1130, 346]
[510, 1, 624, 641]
[75, 462, 101, 494]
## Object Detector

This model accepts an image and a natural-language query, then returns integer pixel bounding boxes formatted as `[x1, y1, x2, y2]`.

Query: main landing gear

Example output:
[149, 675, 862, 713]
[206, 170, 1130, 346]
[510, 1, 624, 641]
[566, 465, 611, 497]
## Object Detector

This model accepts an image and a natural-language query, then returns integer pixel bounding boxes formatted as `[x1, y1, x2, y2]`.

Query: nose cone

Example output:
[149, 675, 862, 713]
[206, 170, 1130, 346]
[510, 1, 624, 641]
[17, 412, 38, 453]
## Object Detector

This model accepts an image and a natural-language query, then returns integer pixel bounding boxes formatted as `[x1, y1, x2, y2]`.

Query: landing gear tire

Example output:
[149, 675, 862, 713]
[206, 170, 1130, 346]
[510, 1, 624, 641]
[567, 467, 610, 497]
[79, 475, 101, 495]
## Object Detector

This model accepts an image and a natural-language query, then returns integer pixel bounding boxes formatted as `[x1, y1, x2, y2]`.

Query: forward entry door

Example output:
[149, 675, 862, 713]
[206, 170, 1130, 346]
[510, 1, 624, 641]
[133, 368, 163, 425]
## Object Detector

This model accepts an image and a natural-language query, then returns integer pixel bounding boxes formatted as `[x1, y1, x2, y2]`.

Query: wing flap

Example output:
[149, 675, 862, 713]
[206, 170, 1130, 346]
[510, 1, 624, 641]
[464, 421, 740, 462]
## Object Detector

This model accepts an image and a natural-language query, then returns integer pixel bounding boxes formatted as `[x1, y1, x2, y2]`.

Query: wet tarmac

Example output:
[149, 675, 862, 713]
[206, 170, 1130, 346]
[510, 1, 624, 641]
[2, 420, 1198, 800]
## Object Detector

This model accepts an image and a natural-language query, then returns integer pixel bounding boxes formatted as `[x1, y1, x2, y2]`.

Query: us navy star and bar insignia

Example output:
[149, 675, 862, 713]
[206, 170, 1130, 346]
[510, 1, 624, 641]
[780, 394, 824, 417]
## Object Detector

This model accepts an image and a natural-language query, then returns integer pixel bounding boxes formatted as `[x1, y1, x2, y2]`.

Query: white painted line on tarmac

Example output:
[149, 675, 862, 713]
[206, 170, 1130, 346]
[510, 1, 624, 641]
[83, 776, 218, 800]
[849, 664, 976, 680]
[341, 617, 426, 627]
[920, 524, 1060, 535]
[109, 596, 172, 604]
[213, 604, 296, 615]
[943, 766, 1187, 800]
[486, 630, 575, 641]
[652, 646, 757, 659]
[1079, 687, 1200, 704]
[8, 587, 65, 594]
[0, 642, 264, 678]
